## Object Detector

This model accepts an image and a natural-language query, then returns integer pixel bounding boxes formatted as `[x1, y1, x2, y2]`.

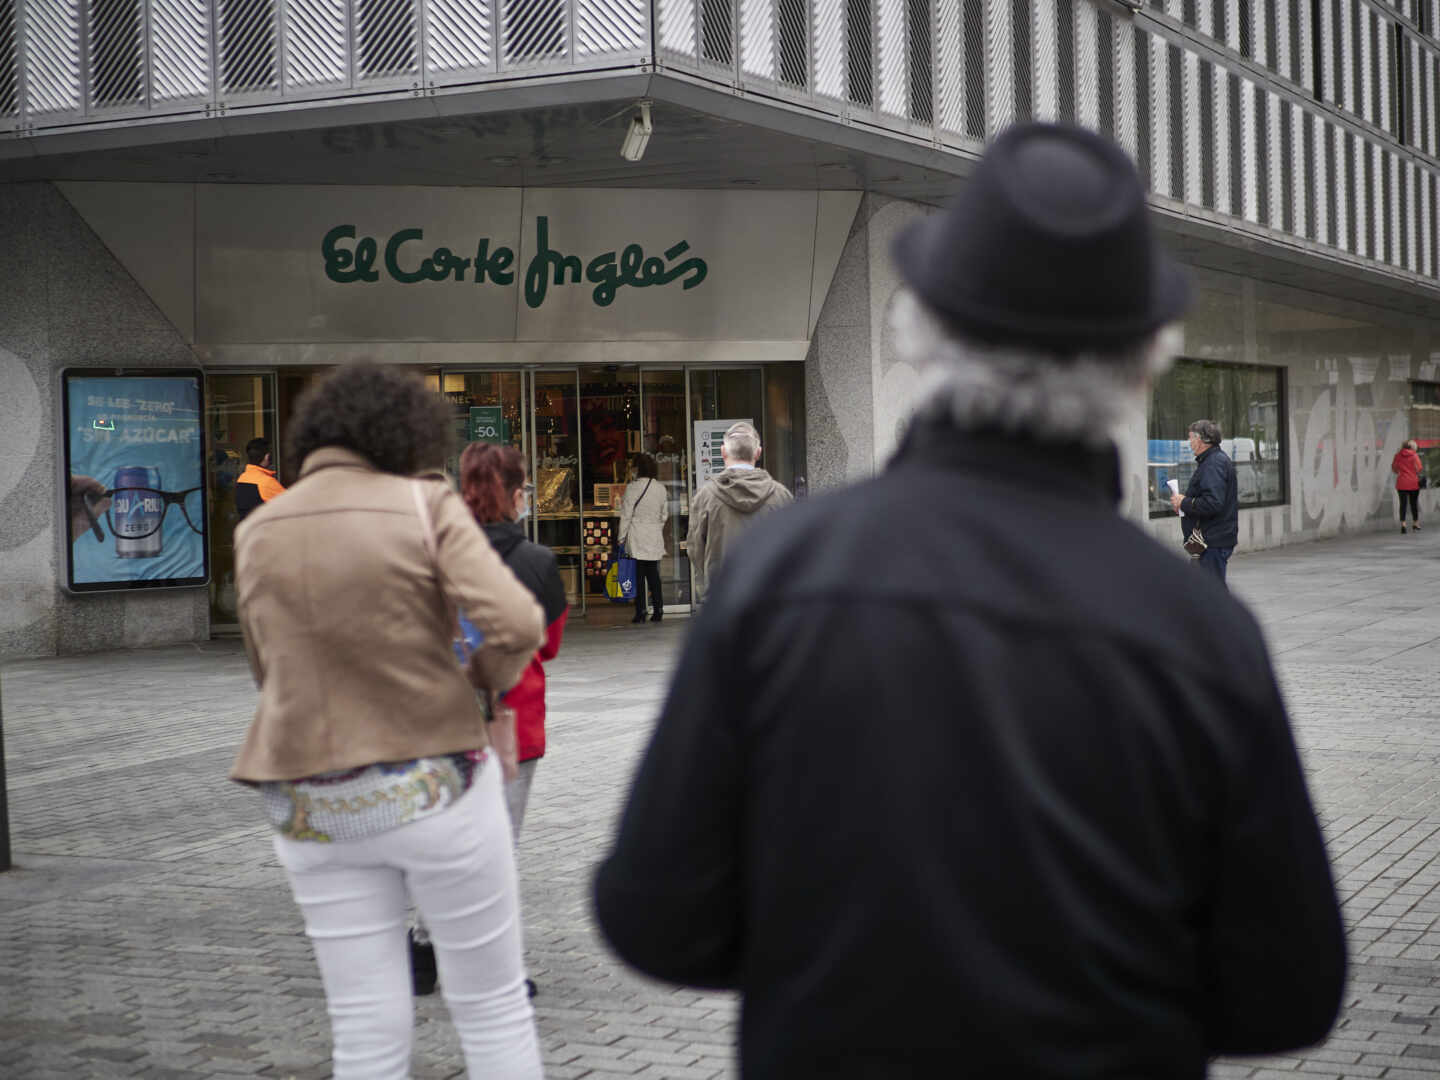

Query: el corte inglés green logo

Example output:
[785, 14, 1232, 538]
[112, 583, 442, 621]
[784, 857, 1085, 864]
[322, 216, 708, 308]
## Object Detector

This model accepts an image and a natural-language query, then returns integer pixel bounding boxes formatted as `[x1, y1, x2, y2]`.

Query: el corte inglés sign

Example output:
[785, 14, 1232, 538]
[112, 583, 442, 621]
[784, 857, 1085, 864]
[322, 216, 708, 309]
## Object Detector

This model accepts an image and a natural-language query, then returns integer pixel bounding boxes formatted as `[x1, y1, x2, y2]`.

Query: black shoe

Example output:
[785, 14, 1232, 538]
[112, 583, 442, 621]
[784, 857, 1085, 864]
[409, 930, 438, 996]
[631, 612, 647, 624]
[525, 978, 537, 999]
[650, 613, 662, 622]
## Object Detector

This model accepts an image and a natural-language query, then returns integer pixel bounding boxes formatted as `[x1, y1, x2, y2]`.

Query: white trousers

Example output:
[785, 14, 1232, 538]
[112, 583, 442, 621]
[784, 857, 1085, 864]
[274, 759, 542, 1079]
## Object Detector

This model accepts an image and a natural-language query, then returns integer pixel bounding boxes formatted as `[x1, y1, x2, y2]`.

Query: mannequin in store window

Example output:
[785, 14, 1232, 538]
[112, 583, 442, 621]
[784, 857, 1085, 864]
[618, 453, 668, 623]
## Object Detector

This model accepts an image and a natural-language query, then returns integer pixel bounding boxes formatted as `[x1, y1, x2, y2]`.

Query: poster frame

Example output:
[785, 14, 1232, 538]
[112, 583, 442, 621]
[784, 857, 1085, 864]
[59, 366, 211, 595]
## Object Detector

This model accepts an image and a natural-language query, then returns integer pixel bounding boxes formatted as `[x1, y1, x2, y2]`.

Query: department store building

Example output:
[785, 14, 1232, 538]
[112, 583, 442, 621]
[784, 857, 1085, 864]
[2, 0, 1439, 655]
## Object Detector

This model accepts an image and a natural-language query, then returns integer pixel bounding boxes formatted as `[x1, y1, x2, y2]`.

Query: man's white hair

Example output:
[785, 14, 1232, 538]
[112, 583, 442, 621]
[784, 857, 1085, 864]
[723, 421, 761, 463]
[890, 289, 1180, 448]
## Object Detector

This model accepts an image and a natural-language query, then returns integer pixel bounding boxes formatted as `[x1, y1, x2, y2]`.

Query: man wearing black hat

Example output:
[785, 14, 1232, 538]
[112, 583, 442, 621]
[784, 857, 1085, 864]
[594, 123, 1344, 1079]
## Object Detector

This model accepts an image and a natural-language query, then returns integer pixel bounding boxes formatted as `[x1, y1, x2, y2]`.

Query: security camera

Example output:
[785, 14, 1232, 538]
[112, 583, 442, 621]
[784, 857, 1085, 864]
[620, 102, 652, 162]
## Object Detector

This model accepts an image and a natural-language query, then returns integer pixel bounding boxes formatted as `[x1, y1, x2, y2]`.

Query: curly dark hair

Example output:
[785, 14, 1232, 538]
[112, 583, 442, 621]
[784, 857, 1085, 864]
[288, 363, 453, 475]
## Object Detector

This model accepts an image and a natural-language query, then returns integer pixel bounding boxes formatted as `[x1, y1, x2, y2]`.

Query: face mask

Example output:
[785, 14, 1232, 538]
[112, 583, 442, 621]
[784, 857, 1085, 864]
[515, 504, 531, 524]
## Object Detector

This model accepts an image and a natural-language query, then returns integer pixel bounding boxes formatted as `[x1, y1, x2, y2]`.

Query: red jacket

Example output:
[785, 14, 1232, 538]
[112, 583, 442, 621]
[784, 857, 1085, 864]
[1392, 447, 1423, 491]
[482, 521, 568, 762]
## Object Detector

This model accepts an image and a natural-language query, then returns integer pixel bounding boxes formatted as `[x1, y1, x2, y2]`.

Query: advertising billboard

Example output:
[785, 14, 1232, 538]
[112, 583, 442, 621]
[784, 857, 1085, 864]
[61, 369, 209, 592]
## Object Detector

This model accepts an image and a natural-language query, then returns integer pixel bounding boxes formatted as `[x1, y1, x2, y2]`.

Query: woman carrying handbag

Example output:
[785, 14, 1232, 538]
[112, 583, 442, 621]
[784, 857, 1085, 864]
[617, 452, 669, 623]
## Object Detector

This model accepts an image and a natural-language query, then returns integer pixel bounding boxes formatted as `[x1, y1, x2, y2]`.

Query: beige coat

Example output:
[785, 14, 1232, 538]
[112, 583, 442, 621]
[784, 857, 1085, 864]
[618, 478, 669, 561]
[229, 447, 544, 783]
[688, 466, 793, 602]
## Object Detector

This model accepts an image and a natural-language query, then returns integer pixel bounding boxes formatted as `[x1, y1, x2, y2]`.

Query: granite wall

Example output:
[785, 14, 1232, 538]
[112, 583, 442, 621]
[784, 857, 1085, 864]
[0, 183, 209, 660]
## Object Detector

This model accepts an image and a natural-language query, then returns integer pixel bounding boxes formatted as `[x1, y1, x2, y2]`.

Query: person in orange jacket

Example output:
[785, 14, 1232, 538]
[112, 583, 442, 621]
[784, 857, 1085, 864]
[235, 437, 286, 522]
[1392, 438, 1425, 533]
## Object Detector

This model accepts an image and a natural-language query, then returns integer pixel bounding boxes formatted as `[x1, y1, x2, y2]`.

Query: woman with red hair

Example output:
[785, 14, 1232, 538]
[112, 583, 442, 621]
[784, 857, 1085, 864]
[411, 441, 568, 998]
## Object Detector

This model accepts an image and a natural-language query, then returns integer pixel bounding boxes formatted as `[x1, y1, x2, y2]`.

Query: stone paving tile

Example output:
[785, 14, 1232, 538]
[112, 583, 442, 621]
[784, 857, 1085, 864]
[1, 528, 1439, 1077]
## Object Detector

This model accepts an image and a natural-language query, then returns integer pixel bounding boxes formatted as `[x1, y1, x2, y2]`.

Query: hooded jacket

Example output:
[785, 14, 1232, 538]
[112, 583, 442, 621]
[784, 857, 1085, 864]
[235, 463, 285, 522]
[688, 466, 793, 602]
[482, 520, 568, 762]
[1392, 446, 1424, 491]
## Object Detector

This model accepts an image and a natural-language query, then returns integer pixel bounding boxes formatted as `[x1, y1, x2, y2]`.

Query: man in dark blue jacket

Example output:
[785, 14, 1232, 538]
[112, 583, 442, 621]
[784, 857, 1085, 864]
[1170, 419, 1239, 585]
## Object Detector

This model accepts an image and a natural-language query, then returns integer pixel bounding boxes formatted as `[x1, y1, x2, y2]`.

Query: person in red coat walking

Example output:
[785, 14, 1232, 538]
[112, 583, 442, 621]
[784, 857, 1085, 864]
[1392, 439, 1425, 533]
[411, 441, 569, 999]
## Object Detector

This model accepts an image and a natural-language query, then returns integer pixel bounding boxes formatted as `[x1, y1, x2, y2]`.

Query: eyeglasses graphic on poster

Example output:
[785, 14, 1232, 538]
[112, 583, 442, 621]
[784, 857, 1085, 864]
[61, 369, 210, 592]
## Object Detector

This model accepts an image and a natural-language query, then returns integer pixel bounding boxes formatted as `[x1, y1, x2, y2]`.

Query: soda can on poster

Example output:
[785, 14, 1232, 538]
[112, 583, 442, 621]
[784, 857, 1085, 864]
[112, 466, 164, 559]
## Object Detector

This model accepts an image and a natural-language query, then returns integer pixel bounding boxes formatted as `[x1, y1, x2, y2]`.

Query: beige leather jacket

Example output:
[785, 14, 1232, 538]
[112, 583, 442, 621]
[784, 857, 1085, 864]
[229, 447, 545, 783]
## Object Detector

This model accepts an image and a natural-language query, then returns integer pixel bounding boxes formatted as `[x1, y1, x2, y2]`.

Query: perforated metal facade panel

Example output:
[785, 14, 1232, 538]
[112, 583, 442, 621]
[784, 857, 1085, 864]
[7, 0, 1440, 294]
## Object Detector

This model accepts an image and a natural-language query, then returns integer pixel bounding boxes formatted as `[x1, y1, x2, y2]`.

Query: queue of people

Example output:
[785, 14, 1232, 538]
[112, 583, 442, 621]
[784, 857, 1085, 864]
[230, 122, 1353, 1080]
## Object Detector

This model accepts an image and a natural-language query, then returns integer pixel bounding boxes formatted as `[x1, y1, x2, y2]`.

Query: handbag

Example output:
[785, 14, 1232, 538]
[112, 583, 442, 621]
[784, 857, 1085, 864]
[1419, 475, 1429, 490]
[1183, 527, 1207, 556]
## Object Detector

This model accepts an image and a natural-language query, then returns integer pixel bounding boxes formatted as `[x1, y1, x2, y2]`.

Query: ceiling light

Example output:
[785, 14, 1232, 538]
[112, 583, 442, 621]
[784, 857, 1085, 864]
[488, 155, 518, 166]
[620, 102, 653, 162]
[730, 177, 759, 185]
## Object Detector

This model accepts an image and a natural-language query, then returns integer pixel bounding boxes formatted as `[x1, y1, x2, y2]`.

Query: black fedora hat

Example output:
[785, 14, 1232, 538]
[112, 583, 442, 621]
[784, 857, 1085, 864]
[893, 122, 1189, 351]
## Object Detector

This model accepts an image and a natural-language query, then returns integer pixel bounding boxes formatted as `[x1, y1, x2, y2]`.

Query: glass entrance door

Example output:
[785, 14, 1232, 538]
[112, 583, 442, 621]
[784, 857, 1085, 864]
[205, 372, 276, 627]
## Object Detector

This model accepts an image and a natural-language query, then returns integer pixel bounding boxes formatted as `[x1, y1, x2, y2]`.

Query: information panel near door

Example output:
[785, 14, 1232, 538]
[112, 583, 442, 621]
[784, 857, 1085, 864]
[61, 368, 209, 593]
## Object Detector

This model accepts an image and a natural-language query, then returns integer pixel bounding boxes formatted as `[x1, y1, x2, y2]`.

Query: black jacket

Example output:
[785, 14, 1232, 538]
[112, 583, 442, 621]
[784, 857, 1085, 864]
[482, 521, 567, 625]
[1181, 444, 1239, 549]
[594, 424, 1344, 1080]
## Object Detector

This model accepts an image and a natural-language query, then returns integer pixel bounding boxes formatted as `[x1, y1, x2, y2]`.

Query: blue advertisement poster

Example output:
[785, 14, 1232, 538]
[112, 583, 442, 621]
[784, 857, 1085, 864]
[62, 370, 209, 592]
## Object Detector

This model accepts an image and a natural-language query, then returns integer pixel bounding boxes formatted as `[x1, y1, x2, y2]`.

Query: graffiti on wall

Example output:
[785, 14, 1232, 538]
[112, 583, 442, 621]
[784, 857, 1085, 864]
[1295, 358, 1406, 533]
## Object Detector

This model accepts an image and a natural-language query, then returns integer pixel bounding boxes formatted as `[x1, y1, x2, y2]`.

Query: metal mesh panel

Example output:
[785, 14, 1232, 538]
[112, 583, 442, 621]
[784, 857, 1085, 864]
[1011, 0, 1029, 121]
[847, 0, 872, 105]
[877, 0, 905, 114]
[89, 0, 143, 106]
[577, 0, 645, 57]
[1275, 0, 1290, 79]
[656, 0, 696, 55]
[1425, 169, 1435, 276]
[1250, 0, 1267, 67]
[1074, 0, 1098, 131]
[1112, 11, 1135, 156]
[814, 0, 844, 97]
[777, 0, 806, 85]
[357, 0, 417, 76]
[1295, 0, 1312, 90]
[1033, 0, 1058, 121]
[1055, 0, 1074, 122]
[700, 0, 734, 64]
[1149, 34, 1171, 197]
[427, 0, 494, 76]
[936, 0, 963, 130]
[1183, 50, 1201, 204]
[1199, 57, 1215, 206]
[984, 0, 1013, 134]
[28, 0, 84, 113]
[1265, 89, 1282, 227]
[0, 0, 15, 117]
[910, 0, 931, 118]
[503, 0, 566, 65]
[1410, 34, 1423, 146]
[150, 0, 210, 101]
[218, 0, 278, 94]
[286, 0, 348, 90]
[1374, 9, 1387, 130]
[1313, 115, 1329, 243]
[1133, 29, 1151, 187]
[741, 0, 773, 78]
[1287, 100, 1304, 234]
[963, 0, 983, 135]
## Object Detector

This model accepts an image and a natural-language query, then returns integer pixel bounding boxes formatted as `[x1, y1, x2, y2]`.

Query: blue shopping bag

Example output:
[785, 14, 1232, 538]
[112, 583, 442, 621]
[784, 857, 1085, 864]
[605, 551, 638, 604]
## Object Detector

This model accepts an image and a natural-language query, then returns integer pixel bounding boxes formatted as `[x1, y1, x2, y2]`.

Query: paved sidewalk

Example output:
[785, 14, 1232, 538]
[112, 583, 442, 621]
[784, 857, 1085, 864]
[1, 528, 1439, 1079]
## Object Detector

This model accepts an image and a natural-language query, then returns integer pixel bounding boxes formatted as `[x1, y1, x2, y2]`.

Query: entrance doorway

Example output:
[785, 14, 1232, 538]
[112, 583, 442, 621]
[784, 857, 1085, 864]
[206, 362, 796, 628]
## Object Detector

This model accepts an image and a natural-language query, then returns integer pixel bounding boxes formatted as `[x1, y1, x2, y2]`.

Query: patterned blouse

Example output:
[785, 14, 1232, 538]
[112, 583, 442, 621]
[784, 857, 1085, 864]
[260, 749, 489, 843]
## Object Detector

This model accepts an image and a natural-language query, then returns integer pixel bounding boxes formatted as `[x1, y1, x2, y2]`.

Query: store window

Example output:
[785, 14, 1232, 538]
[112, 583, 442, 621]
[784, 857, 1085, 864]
[1411, 380, 1440, 476]
[1147, 358, 1287, 518]
[206, 373, 276, 627]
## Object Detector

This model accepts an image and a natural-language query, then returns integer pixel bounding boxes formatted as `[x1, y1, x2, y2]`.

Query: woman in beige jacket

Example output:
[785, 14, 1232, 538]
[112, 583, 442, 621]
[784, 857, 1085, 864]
[230, 364, 545, 1079]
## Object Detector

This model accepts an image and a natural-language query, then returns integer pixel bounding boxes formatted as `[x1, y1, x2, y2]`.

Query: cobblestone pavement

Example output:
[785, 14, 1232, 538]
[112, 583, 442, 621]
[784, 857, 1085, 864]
[2, 527, 1439, 1079]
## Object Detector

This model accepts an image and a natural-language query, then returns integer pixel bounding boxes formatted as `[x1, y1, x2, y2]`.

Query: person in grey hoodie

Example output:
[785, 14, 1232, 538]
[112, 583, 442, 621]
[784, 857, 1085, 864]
[688, 421, 793, 603]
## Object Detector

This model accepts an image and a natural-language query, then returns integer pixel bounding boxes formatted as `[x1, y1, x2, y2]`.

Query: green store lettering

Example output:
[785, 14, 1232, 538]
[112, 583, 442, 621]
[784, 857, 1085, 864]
[321, 217, 707, 308]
